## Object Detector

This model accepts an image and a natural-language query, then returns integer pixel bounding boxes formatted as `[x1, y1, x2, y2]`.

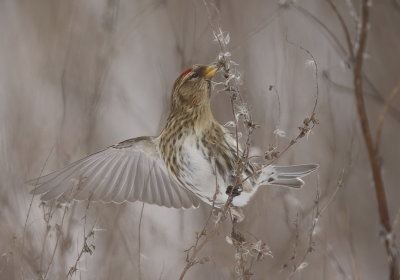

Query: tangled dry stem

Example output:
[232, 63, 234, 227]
[179, 1, 321, 276]
[287, 169, 345, 279]
[67, 201, 97, 279]
[178, 22, 271, 278]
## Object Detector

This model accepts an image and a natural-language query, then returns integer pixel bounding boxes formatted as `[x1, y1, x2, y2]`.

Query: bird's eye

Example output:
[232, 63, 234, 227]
[190, 73, 199, 79]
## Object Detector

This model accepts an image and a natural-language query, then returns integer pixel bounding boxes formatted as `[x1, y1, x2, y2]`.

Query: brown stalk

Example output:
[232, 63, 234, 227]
[326, 0, 399, 278]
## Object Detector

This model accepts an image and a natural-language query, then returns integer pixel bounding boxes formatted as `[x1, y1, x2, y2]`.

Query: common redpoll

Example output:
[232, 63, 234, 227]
[29, 65, 317, 209]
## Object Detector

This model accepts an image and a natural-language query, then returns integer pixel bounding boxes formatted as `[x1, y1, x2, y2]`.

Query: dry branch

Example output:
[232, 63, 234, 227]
[288, 171, 343, 279]
[66, 202, 96, 279]
[326, 0, 399, 278]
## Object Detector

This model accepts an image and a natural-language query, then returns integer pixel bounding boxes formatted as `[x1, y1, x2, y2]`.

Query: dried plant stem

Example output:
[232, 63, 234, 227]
[178, 229, 217, 280]
[375, 81, 400, 152]
[242, 41, 319, 184]
[325, 0, 355, 59]
[66, 225, 95, 278]
[178, 184, 218, 280]
[43, 205, 68, 279]
[288, 171, 343, 279]
[39, 203, 59, 272]
[294, 3, 400, 123]
[67, 202, 96, 278]
[21, 145, 55, 279]
[138, 202, 145, 280]
[326, 0, 399, 278]
[273, 39, 319, 162]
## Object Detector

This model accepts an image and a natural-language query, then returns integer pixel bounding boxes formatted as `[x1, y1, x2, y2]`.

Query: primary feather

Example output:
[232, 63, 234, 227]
[29, 137, 199, 208]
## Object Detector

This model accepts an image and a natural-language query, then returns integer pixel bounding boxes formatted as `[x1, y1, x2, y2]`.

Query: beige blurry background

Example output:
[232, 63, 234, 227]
[1, 0, 399, 279]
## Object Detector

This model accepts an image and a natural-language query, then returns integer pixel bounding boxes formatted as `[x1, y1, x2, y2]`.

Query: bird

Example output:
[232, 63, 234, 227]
[28, 64, 318, 210]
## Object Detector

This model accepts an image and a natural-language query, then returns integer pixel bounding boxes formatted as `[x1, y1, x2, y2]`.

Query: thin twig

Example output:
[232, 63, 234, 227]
[39, 202, 59, 273]
[325, 0, 355, 59]
[21, 145, 55, 279]
[178, 169, 219, 280]
[43, 205, 69, 279]
[138, 202, 145, 280]
[294, 4, 400, 123]
[66, 201, 96, 278]
[22, 145, 55, 258]
[242, 39, 319, 184]
[375, 81, 400, 152]
[288, 171, 343, 279]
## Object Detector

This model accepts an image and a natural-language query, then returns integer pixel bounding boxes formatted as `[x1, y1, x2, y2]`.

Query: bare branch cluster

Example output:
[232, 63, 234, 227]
[67, 202, 97, 279]
[322, 0, 399, 278]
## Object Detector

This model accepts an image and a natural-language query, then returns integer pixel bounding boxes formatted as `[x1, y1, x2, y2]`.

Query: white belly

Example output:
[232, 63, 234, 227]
[176, 135, 256, 207]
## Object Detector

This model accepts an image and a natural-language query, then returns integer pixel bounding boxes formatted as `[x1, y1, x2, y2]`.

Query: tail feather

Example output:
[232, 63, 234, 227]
[256, 164, 318, 188]
[274, 164, 319, 176]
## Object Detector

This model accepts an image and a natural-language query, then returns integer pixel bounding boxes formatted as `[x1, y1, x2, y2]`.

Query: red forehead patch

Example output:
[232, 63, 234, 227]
[180, 68, 192, 78]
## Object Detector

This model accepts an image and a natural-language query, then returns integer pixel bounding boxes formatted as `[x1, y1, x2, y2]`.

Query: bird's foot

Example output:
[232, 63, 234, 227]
[226, 185, 242, 197]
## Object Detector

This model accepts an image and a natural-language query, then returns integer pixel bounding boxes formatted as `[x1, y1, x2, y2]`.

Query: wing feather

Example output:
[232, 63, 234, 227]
[73, 154, 116, 200]
[113, 156, 136, 203]
[40, 154, 111, 200]
[28, 136, 199, 208]
[90, 154, 121, 200]
[106, 155, 131, 202]
[129, 153, 143, 202]
[30, 153, 101, 196]
[94, 155, 124, 200]
[149, 162, 164, 206]
[155, 171, 172, 207]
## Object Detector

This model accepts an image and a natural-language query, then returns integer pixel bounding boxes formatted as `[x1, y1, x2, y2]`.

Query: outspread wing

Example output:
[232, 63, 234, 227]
[28, 136, 199, 209]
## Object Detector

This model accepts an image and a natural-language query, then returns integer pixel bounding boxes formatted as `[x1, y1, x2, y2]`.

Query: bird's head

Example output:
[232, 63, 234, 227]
[171, 65, 217, 110]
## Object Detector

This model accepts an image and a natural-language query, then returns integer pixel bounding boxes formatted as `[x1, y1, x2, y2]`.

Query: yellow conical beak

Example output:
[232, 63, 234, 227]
[204, 65, 218, 79]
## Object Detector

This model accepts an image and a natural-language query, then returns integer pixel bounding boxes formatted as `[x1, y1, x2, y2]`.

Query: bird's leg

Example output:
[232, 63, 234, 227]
[230, 207, 245, 224]
[226, 185, 242, 197]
